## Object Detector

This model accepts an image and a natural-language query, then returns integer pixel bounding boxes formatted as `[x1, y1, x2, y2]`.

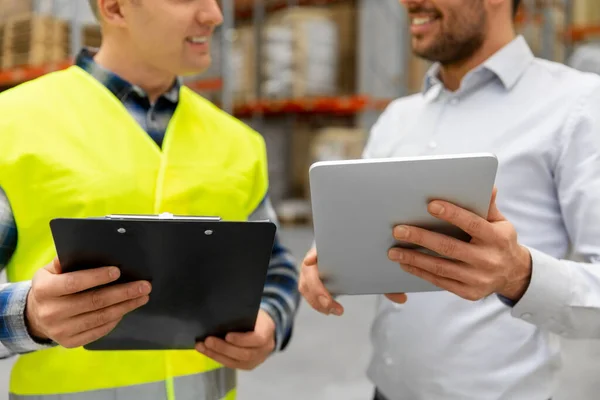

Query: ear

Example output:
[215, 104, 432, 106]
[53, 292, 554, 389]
[99, 0, 127, 27]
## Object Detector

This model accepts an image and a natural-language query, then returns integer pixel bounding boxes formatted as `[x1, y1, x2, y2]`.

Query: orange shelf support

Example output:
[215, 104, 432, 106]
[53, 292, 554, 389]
[0, 60, 73, 87]
[233, 95, 391, 117]
[185, 77, 223, 92]
[0, 61, 223, 93]
[566, 25, 600, 42]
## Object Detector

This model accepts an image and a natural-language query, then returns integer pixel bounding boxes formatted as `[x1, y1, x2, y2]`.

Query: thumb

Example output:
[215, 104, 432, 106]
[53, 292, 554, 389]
[487, 187, 504, 222]
[44, 257, 62, 274]
[303, 247, 318, 266]
[385, 293, 408, 304]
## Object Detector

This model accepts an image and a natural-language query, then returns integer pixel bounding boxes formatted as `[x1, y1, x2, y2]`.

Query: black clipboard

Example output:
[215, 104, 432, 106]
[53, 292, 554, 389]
[49, 214, 277, 351]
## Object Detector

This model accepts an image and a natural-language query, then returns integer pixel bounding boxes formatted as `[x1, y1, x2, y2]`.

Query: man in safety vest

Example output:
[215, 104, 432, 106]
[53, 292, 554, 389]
[0, 0, 300, 399]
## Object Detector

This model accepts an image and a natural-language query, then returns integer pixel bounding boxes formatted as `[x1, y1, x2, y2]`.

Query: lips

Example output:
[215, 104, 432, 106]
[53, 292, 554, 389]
[408, 9, 441, 35]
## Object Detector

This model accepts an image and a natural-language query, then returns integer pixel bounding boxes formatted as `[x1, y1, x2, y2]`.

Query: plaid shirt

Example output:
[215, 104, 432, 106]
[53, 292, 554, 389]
[0, 48, 299, 357]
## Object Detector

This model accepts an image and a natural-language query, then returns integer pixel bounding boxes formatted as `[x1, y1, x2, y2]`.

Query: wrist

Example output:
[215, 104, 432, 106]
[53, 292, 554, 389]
[499, 245, 532, 302]
[24, 290, 48, 342]
[259, 309, 276, 335]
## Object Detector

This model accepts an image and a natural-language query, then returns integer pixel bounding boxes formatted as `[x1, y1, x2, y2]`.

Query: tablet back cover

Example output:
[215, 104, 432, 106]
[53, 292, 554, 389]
[309, 153, 497, 296]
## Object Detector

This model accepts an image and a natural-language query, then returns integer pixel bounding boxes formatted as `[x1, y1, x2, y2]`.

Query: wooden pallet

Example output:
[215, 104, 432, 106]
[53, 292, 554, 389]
[82, 23, 102, 48]
[0, 44, 66, 69]
[0, 14, 70, 69]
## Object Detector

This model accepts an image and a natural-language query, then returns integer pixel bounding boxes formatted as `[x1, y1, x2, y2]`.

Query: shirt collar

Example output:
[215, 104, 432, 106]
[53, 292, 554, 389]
[422, 35, 535, 95]
[75, 48, 181, 104]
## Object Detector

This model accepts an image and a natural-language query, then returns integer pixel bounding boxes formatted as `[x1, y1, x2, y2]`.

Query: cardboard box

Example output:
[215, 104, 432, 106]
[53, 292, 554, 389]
[406, 52, 431, 94]
[0, 0, 34, 22]
[572, 0, 600, 26]
[329, 1, 357, 94]
[261, 7, 339, 98]
[232, 24, 256, 105]
[290, 123, 366, 199]
[290, 122, 319, 199]
[310, 126, 366, 164]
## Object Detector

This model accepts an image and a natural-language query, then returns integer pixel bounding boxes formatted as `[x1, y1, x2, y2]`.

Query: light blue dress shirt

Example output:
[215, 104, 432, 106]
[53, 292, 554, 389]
[365, 35, 600, 400]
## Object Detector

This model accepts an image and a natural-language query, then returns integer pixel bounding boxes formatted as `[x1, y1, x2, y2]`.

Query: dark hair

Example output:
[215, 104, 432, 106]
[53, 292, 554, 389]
[513, 0, 521, 17]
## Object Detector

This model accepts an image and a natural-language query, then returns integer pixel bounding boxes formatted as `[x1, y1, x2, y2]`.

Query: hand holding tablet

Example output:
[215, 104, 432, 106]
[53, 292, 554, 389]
[299, 153, 499, 313]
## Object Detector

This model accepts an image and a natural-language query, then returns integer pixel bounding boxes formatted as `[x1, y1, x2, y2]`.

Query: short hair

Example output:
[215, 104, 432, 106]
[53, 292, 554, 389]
[513, 0, 521, 17]
[89, 0, 99, 20]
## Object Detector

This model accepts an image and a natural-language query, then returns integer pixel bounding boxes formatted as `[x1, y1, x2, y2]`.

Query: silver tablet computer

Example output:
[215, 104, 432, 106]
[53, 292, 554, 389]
[309, 153, 498, 295]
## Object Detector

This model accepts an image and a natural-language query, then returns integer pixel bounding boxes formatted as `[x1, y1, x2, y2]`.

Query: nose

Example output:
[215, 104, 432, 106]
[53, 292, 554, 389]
[199, 0, 224, 27]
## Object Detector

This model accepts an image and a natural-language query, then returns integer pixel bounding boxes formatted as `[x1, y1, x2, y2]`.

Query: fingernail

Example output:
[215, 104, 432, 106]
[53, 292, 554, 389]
[429, 202, 445, 215]
[331, 308, 342, 316]
[109, 267, 120, 279]
[139, 283, 150, 294]
[389, 249, 403, 261]
[394, 226, 409, 239]
[318, 295, 330, 309]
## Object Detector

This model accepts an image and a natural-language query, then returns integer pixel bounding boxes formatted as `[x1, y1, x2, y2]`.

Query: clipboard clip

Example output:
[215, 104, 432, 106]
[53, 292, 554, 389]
[106, 213, 222, 222]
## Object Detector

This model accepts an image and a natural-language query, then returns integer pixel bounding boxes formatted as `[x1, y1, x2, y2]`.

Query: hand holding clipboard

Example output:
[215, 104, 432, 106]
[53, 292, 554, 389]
[25, 257, 151, 349]
[49, 214, 276, 351]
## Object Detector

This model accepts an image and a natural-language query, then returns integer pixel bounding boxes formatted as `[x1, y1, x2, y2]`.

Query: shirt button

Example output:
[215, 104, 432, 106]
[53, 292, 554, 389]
[521, 312, 533, 320]
[450, 98, 459, 105]
[428, 141, 437, 149]
[385, 357, 394, 366]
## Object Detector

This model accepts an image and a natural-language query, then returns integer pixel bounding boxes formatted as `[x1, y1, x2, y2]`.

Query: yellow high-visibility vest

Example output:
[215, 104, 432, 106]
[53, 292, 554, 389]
[0, 66, 269, 399]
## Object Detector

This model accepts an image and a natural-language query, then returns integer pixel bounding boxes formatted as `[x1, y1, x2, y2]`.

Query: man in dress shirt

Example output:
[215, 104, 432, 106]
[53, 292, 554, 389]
[299, 0, 600, 399]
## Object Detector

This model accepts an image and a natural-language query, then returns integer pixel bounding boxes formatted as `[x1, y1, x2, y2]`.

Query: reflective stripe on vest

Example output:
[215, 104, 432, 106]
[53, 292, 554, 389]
[9, 368, 236, 400]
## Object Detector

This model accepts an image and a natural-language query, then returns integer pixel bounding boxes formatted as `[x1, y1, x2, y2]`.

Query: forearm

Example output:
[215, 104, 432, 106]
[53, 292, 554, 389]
[510, 246, 600, 339]
[260, 237, 300, 351]
[248, 195, 300, 350]
[0, 281, 55, 356]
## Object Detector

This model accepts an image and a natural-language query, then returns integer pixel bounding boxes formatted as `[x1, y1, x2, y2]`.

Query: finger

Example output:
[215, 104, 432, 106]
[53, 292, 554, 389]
[299, 261, 343, 316]
[64, 295, 150, 338]
[389, 248, 476, 285]
[196, 343, 244, 370]
[61, 319, 121, 349]
[487, 187, 505, 222]
[201, 337, 257, 363]
[69, 281, 152, 316]
[399, 263, 468, 298]
[426, 199, 497, 241]
[38, 266, 122, 298]
[393, 225, 475, 263]
[225, 331, 266, 348]
[384, 293, 408, 304]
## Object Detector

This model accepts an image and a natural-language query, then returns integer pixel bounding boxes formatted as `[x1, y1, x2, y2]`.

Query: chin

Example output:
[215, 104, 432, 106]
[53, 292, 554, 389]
[179, 63, 212, 78]
[183, 56, 212, 75]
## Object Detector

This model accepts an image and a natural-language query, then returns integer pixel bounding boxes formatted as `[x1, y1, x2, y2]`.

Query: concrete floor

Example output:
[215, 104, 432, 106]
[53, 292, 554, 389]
[0, 227, 599, 399]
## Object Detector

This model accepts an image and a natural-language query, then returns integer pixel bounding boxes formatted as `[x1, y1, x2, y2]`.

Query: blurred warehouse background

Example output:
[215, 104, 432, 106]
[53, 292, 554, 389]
[0, 0, 599, 399]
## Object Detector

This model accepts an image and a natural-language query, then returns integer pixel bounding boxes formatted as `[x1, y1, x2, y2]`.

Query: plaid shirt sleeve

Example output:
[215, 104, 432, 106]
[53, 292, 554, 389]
[249, 195, 300, 351]
[0, 187, 55, 358]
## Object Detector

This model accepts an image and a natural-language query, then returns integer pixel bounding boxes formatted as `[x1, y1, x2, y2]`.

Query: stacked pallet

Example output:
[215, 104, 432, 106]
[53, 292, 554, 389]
[82, 23, 102, 48]
[0, 14, 70, 69]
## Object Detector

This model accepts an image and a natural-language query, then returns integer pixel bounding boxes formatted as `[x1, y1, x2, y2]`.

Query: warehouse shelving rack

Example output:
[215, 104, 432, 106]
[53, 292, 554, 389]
[0, 1, 586, 117]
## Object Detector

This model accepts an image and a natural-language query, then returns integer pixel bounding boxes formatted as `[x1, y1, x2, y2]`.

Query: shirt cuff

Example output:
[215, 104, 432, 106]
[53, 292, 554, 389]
[510, 246, 572, 335]
[0, 281, 56, 354]
[260, 299, 290, 353]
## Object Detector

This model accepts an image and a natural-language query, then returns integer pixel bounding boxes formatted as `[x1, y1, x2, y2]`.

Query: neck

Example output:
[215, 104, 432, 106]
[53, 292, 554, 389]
[94, 36, 176, 103]
[439, 28, 516, 92]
